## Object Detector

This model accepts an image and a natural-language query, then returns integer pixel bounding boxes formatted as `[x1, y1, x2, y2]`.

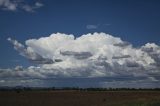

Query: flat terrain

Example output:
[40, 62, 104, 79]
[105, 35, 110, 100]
[0, 91, 160, 106]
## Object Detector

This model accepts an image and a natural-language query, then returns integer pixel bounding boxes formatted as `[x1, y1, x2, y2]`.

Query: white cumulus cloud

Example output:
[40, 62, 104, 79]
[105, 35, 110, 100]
[1, 32, 160, 87]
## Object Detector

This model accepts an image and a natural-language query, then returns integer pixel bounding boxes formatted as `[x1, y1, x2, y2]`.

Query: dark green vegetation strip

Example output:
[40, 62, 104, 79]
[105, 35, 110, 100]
[0, 91, 160, 106]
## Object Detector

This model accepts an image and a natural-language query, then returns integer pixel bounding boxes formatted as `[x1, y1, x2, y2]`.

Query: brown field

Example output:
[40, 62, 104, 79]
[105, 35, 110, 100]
[0, 91, 160, 106]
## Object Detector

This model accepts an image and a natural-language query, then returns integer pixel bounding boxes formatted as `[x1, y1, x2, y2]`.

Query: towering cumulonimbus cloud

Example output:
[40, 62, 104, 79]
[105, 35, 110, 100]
[8, 32, 159, 74]
[0, 32, 160, 87]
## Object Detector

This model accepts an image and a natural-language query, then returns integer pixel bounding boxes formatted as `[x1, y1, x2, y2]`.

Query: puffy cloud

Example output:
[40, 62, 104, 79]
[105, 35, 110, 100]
[7, 38, 54, 64]
[0, 0, 17, 11]
[141, 43, 160, 67]
[14, 65, 23, 71]
[0, 0, 43, 12]
[2, 32, 160, 87]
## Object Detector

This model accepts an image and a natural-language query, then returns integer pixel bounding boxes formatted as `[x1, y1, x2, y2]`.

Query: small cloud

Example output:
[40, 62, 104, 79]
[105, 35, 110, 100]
[0, 0, 18, 11]
[0, 80, 5, 83]
[14, 65, 23, 71]
[22, 5, 34, 12]
[0, 0, 44, 12]
[22, 2, 44, 12]
[104, 23, 111, 26]
[35, 2, 43, 8]
[86, 25, 98, 29]
[86, 23, 111, 30]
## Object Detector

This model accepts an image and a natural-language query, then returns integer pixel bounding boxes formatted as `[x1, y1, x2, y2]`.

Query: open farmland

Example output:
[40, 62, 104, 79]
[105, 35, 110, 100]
[0, 91, 160, 106]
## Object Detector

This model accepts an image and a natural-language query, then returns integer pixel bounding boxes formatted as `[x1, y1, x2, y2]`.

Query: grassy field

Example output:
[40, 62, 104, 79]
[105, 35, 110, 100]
[0, 91, 160, 106]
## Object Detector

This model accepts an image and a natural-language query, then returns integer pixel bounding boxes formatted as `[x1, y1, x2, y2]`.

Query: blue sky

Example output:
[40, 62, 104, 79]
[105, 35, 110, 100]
[1, 0, 160, 68]
[0, 0, 160, 88]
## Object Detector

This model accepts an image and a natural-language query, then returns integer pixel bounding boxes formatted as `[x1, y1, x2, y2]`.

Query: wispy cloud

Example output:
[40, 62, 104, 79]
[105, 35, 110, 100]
[10, 59, 20, 62]
[86, 24, 98, 29]
[0, 0, 43, 12]
[104, 23, 111, 26]
[0, 0, 18, 11]
[86, 23, 111, 29]
[22, 2, 43, 12]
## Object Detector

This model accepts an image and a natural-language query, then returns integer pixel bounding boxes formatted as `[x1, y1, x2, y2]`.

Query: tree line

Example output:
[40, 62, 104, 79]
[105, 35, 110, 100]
[0, 86, 160, 92]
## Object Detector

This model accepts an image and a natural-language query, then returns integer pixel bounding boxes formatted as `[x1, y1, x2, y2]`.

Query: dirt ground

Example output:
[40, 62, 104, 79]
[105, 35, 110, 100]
[0, 91, 160, 106]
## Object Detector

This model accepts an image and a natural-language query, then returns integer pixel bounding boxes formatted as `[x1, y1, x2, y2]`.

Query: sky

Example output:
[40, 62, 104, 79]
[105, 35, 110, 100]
[0, 0, 160, 88]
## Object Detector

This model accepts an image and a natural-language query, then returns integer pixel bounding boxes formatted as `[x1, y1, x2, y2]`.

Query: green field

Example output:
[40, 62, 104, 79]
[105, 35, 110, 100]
[0, 91, 160, 106]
